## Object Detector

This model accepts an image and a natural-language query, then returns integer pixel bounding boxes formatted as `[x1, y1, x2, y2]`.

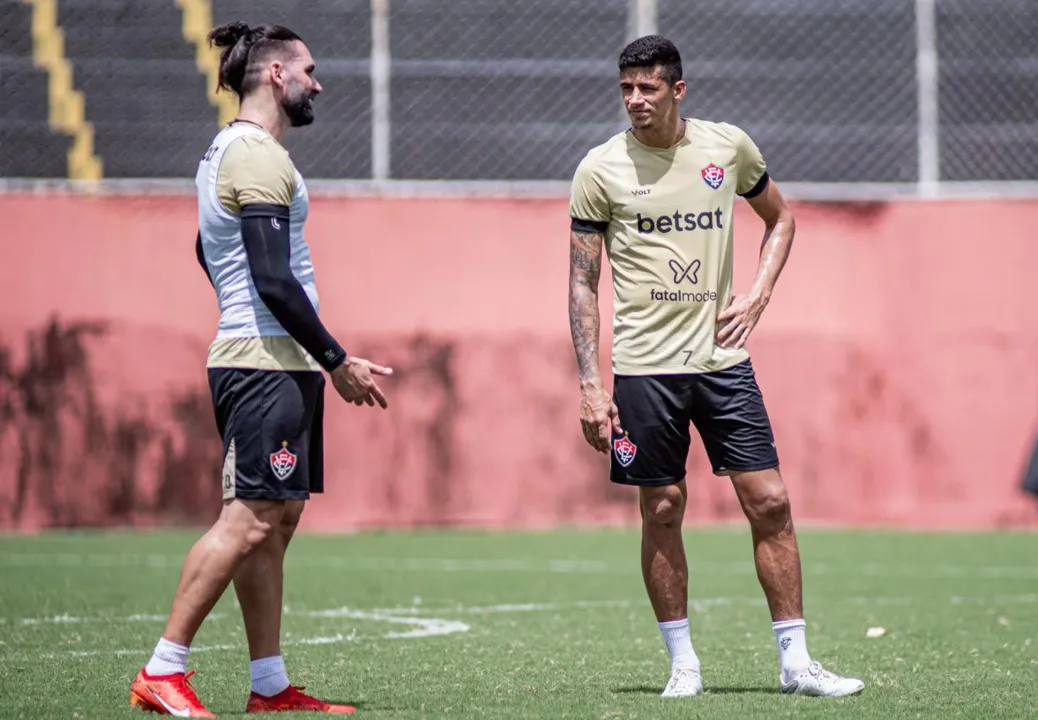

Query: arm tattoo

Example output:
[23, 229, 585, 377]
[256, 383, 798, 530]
[568, 230, 604, 385]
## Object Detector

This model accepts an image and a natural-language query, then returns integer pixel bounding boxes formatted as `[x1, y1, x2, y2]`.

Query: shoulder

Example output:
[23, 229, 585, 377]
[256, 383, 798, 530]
[218, 131, 297, 212]
[223, 132, 294, 173]
[573, 130, 628, 181]
[685, 118, 754, 148]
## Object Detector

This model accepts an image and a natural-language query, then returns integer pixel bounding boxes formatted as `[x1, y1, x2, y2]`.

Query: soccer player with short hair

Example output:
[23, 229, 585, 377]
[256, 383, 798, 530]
[128, 21, 389, 716]
[568, 35, 864, 699]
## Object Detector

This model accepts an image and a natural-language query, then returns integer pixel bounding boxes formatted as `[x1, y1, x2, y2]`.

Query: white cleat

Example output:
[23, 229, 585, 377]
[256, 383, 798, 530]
[780, 661, 865, 697]
[661, 667, 704, 698]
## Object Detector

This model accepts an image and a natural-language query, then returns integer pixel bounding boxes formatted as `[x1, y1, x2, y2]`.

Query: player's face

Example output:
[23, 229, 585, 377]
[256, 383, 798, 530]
[620, 67, 685, 130]
[277, 41, 323, 127]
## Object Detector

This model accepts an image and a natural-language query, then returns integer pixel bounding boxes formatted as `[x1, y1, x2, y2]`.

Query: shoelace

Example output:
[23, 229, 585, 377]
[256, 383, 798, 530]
[806, 662, 836, 681]
[670, 669, 700, 687]
[168, 671, 203, 704]
[285, 686, 323, 705]
[179, 671, 199, 692]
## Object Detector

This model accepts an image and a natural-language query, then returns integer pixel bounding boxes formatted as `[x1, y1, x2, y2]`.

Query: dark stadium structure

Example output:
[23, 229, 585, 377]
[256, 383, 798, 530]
[1, 0, 1035, 182]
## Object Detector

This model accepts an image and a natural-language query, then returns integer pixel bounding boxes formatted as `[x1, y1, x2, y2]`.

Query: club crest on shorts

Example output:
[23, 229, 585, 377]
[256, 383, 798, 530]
[701, 163, 725, 190]
[613, 433, 637, 467]
[270, 441, 297, 480]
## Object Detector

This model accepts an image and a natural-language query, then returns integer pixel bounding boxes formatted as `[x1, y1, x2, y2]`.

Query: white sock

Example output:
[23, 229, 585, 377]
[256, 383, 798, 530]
[251, 655, 290, 697]
[658, 618, 700, 672]
[773, 619, 811, 678]
[144, 637, 189, 677]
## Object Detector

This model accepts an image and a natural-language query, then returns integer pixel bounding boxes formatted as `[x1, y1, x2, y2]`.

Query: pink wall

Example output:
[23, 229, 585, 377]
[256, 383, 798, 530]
[3, 193, 1038, 531]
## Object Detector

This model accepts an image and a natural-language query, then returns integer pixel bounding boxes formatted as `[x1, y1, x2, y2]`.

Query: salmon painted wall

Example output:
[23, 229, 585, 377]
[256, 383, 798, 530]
[3, 193, 1038, 532]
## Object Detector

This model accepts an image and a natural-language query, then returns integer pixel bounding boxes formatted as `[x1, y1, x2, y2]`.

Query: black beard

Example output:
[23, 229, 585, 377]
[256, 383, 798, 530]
[283, 93, 315, 127]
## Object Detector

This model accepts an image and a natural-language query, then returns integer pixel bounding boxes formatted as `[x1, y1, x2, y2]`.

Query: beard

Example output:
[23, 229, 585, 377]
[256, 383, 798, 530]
[282, 87, 316, 127]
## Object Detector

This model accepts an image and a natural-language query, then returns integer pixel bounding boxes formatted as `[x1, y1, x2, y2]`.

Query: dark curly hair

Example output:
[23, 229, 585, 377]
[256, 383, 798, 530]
[618, 35, 683, 85]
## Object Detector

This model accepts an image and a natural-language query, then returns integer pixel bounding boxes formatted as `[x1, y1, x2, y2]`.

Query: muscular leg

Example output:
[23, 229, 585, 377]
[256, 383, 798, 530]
[234, 500, 305, 661]
[640, 481, 689, 622]
[729, 468, 802, 621]
[729, 467, 864, 696]
[639, 480, 702, 697]
[160, 499, 287, 646]
[130, 501, 284, 716]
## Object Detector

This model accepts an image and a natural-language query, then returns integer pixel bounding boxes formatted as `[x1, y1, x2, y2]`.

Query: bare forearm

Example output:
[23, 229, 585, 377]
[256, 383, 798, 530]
[569, 284, 601, 386]
[749, 211, 794, 303]
[568, 230, 605, 387]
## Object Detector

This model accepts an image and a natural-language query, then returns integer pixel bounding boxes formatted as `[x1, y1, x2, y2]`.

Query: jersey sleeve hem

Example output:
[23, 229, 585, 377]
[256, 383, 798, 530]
[738, 171, 770, 199]
[571, 217, 609, 234]
[241, 203, 290, 219]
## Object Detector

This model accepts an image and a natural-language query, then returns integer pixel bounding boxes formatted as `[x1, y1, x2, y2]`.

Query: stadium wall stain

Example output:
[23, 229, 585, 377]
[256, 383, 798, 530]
[3, 194, 1038, 532]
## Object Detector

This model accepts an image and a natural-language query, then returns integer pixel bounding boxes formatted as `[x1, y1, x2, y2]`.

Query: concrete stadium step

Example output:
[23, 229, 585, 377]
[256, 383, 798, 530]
[211, 1, 372, 59]
[89, 121, 220, 178]
[0, 0, 35, 57]
[0, 121, 73, 177]
[0, 57, 51, 122]
[59, 0, 184, 28]
[61, 26, 196, 62]
[73, 59, 215, 123]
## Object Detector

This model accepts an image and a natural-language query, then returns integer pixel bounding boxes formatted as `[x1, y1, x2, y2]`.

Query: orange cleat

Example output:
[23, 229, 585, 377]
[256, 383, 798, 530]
[130, 668, 215, 717]
[246, 685, 356, 714]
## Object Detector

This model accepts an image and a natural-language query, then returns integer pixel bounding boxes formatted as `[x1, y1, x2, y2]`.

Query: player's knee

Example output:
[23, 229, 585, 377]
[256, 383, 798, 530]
[747, 486, 791, 531]
[222, 500, 284, 554]
[641, 486, 685, 529]
[279, 502, 304, 538]
[241, 519, 278, 552]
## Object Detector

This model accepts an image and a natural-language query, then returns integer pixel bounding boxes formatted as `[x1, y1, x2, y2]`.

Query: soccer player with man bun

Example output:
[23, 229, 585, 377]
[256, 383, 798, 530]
[128, 21, 390, 716]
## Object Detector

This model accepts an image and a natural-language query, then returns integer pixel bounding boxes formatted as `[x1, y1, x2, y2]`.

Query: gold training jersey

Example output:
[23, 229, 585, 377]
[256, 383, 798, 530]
[569, 118, 769, 376]
[195, 122, 322, 372]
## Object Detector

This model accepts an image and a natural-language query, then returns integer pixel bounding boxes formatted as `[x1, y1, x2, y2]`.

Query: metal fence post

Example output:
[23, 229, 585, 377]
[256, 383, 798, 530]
[916, 0, 940, 196]
[371, 0, 391, 180]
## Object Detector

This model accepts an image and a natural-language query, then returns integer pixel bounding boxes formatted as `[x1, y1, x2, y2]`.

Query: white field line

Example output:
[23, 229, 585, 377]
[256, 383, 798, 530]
[3, 601, 632, 659]
[2, 601, 630, 629]
[23, 608, 467, 660]
[4, 552, 1038, 580]
[8, 592, 1038, 660]
[8, 593, 1038, 632]
[302, 607, 469, 640]
[16, 612, 228, 627]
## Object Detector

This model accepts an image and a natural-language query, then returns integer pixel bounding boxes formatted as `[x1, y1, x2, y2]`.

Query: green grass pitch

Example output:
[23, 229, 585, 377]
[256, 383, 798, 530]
[1, 526, 1037, 718]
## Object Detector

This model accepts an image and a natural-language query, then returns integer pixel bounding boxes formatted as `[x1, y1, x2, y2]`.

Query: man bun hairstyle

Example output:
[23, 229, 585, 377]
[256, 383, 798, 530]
[618, 34, 683, 86]
[208, 21, 303, 98]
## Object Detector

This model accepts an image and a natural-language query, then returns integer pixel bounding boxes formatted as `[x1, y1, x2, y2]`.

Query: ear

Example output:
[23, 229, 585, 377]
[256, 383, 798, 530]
[673, 79, 687, 102]
[269, 60, 287, 89]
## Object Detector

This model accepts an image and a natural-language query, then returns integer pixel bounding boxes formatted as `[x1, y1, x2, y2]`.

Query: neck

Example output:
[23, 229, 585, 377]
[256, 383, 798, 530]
[234, 96, 289, 142]
[632, 115, 685, 149]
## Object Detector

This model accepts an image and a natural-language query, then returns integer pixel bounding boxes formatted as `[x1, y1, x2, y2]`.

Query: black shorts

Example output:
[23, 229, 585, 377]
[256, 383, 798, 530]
[610, 359, 779, 486]
[208, 367, 326, 501]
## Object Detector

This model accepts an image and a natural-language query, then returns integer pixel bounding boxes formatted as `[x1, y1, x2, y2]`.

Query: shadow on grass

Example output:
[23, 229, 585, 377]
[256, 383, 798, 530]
[216, 700, 377, 715]
[613, 685, 775, 696]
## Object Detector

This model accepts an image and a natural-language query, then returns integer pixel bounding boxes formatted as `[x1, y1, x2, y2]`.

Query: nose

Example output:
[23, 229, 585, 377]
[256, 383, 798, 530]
[312, 78, 323, 94]
[627, 89, 645, 107]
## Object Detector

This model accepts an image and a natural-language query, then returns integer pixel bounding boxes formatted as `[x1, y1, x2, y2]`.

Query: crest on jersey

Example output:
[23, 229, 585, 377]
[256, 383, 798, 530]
[701, 163, 725, 190]
[613, 434, 638, 467]
[270, 441, 298, 480]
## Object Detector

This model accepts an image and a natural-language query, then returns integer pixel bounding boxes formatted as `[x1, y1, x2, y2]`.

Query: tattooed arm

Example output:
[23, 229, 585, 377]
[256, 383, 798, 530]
[569, 229, 604, 387]
[569, 229, 620, 453]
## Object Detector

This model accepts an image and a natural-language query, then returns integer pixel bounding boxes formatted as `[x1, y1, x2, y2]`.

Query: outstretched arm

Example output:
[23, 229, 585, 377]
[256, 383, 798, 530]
[716, 178, 796, 349]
